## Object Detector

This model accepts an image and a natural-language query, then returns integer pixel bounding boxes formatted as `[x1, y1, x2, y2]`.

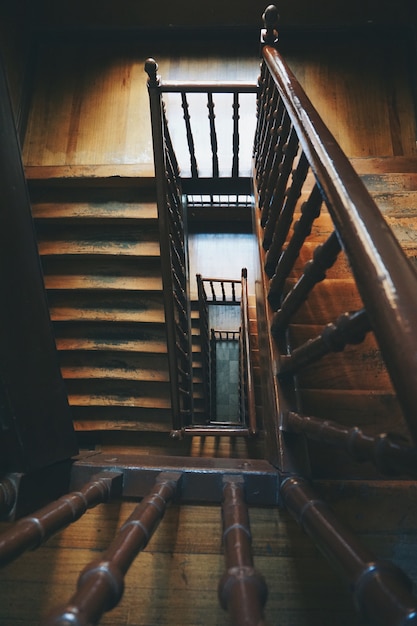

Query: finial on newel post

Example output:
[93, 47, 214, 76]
[144, 58, 160, 87]
[261, 5, 279, 47]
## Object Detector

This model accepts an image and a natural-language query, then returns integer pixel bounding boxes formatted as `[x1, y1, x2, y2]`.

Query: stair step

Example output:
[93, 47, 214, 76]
[299, 388, 410, 440]
[44, 273, 162, 291]
[60, 352, 169, 382]
[38, 239, 161, 257]
[73, 415, 172, 433]
[350, 156, 417, 175]
[32, 201, 158, 221]
[50, 307, 164, 323]
[65, 378, 171, 400]
[54, 325, 167, 353]
[41, 254, 160, 272]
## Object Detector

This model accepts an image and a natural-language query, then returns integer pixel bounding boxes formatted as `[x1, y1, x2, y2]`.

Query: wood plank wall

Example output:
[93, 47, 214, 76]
[21, 31, 417, 171]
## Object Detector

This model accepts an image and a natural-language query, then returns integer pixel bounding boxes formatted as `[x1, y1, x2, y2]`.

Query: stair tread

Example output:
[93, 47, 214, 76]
[55, 337, 167, 353]
[32, 201, 158, 220]
[350, 156, 417, 174]
[38, 240, 160, 257]
[68, 394, 172, 408]
[73, 419, 172, 432]
[62, 366, 169, 381]
[44, 274, 162, 291]
[50, 307, 165, 323]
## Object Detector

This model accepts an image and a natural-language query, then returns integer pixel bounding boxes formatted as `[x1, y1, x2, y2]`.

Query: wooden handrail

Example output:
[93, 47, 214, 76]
[284, 411, 417, 477]
[281, 476, 417, 626]
[260, 41, 417, 445]
[145, 58, 194, 432]
[0, 472, 122, 568]
[218, 477, 267, 626]
[157, 81, 258, 93]
[44, 472, 181, 626]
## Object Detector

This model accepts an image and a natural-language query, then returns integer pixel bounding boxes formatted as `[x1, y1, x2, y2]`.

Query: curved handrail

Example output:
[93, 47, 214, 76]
[261, 43, 417, 445]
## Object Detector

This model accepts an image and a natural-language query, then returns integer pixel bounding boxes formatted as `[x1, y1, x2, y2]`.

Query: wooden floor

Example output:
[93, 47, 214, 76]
[3, 29, 417, 626]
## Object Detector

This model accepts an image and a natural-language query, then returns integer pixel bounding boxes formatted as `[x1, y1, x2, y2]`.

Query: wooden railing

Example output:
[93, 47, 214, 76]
[188, 271, 256, 435]
[0, 459, 276, 626]
[144, 60, 258, 202]
[145, 59, 194, 431]
[256, 3, 417, 460]
[254, 5, 417, 623]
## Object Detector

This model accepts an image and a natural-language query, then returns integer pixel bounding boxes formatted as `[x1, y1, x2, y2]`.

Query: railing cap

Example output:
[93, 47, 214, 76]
[144, 58, 160, 86]
[262, 4, 279, 46]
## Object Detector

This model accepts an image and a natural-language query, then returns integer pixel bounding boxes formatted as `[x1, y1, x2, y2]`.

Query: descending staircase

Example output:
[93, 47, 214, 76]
[29, 178, 174, 435]
[285, 155, 417, 478]
[25, 156, 417, 448]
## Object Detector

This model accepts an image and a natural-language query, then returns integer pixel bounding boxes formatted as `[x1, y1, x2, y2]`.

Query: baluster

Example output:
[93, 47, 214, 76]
[279, 309, 371, 377]
[270, 232, 341, 339]
[257, 88, 281, 204]
[0, 472, 122, 568]
[207, 92, 219, 177]
[267, 184, 323, 294]
[211, 328, 217, 420]
[264, 151, 310, 277]
[231, 281, 236, 302]
[221, 281, 226, 301]
[283, 411, 417, 477]
[262, 126, 299, 246]
[281, 476, 417, 626]
[210, 280, 216, 301]
[258, 92, 285, 211]
[181, 91, 198, 177]
[253, 62, 268, 162]
[218, 477, 267, 626]
[255, 73, 275, 183]
[169, 234, 185, 276]
[162, 102, 180, 179]
[232, 92, 240, 177]
[44, 472, 181, 626]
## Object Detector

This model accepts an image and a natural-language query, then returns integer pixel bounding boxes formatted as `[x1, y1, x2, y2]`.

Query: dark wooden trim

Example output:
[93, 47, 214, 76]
[70, 452, 280, 506]
[261, 42, 417, 445]
[0, 57, 78, 472]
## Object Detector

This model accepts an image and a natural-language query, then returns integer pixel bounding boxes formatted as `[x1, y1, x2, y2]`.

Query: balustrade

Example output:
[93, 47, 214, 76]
[44, 472, 181, 626]
[252, 5, 417, 623]
[219, 477, 267, 626]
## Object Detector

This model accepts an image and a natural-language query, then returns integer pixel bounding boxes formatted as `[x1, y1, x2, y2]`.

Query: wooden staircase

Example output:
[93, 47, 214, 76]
[285, 155, 417, 479]
[29, 178, 174, 435]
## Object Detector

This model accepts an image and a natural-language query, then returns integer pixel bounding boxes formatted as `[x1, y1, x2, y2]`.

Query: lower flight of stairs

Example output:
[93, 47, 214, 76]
[28, 174, 174, 436]
[283, 156, 417, 479]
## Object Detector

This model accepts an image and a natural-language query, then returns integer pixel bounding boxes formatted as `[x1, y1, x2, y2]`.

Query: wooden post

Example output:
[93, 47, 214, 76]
[218, 477, 268, 625]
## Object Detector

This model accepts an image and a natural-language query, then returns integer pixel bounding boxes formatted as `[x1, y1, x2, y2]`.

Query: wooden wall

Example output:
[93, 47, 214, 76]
[21, 31, 417, 172]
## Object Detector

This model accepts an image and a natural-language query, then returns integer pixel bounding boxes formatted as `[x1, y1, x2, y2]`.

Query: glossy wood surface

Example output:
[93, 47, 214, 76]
[22, 32, 416, 171]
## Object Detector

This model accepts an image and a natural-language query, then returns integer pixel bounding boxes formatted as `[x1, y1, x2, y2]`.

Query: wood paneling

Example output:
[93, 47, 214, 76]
[22, 32, 417, 168]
